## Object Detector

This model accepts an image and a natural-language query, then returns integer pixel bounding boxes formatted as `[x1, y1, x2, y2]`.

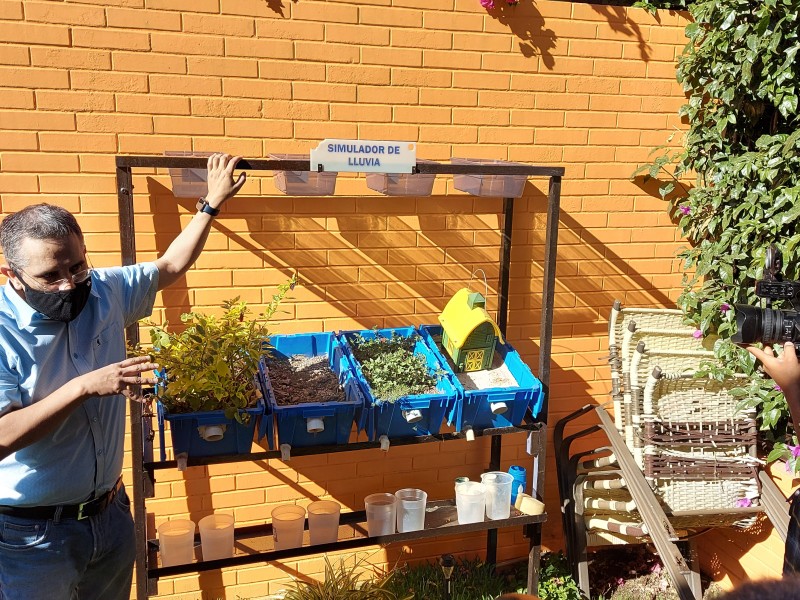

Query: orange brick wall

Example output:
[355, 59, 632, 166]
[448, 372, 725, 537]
[2, 0, 781, 597]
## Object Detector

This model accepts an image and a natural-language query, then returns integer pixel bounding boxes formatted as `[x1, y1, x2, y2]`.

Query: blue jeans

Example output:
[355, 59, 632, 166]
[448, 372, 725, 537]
[0, 485, 135, 600]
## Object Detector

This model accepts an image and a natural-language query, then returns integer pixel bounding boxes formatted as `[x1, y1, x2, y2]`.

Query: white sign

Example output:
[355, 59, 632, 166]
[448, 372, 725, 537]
[310, 139, 417, 173]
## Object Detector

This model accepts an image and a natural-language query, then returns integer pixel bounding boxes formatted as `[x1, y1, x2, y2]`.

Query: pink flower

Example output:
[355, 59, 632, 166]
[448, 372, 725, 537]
[480, 0, 495, 7]
[679, 205, 691, 215]
[721, 303, 731, 312]
[775, 385, 782, 392]
[789, 444, 800, 458]
[693, 330, 703, 339]
[735, 498, 752, 508]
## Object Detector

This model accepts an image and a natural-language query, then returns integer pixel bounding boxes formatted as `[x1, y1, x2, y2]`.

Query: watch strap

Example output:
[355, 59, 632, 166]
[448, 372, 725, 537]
[196, 197, 220, 217]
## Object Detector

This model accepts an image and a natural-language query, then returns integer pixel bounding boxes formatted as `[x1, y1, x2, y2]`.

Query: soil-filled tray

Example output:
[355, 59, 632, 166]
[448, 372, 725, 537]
[259, 332, 364, 449]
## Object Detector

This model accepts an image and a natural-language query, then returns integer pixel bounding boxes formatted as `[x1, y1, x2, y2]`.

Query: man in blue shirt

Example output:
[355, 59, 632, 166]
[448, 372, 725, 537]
[0, 153, 246, 600]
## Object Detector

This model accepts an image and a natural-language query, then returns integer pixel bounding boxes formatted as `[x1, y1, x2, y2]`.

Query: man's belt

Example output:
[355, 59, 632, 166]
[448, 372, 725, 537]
[0, 477, 123, 520]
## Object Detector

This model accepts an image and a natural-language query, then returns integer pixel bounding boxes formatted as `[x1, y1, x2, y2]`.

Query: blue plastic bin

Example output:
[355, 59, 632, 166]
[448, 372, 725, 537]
[337, 327, 458, 440]
[418, 324, 544, 431]
[157, 398, 265, 461]
[259, 332, 364, 448]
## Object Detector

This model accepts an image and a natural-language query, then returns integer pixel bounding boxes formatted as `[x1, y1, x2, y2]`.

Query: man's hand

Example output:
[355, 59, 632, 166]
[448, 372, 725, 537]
[204, 153, 246, 209]
[78, 355, 159, 399]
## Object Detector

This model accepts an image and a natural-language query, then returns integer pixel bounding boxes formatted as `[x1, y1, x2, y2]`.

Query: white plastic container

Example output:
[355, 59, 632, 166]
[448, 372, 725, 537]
[198, 514, 234, 561]
[455, 481, 486, 524]
[165, 151, 212, 198]
[364, 492, 397, 536]
[481, 471, 513, 520]
[307, 500, 341, 545]
[395, 488, 427, 533]
[271, 504, 306, 550]
[365, 160, 437, 196]
[270, 153, 337, 196]
[158, 519, 196, 566]
[451, 158, 528, 198]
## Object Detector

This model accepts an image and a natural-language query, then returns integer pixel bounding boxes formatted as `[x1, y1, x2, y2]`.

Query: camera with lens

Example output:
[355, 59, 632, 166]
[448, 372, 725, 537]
[731, 245, 800, 351]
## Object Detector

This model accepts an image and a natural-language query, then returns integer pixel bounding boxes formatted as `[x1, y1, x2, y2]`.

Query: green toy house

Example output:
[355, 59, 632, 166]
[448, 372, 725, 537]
[438, 288, 504, 372]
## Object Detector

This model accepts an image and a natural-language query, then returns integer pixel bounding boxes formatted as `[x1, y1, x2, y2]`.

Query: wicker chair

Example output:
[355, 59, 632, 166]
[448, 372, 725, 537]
[554, 302, 766, 599]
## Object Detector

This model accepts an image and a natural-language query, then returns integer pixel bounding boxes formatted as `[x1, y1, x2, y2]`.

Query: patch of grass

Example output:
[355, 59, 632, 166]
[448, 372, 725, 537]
[384, 556, 519, 600]
[283, 556, 411, 600]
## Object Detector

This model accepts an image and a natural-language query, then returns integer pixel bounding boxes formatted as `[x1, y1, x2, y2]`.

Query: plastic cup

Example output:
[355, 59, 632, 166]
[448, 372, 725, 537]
[481, 471, 514, 520]
[307, 500, 341, 545]
[364, 493, 397, 536]
[271, 505, 306, 550]
[395, 488, 427, 533]
[158, 519, 196, 566]
[198, 514, 234, 561]
[455, 481, 486, 524]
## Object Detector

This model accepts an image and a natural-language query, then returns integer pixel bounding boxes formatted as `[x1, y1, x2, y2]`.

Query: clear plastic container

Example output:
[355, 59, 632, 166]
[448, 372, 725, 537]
[395, 488, 427, 533]
[270, 153, 337, 196]
[165, 151, 212, 198]
[271, 504, 306, 550]
[364, 492, 397, 536]
[365, 160, 438, 196]
[450, 158, 528, 198]
[198, 514, 234, 561]
[158, 519, 196, 566]
[455, 481, 486, 524]
[307, 500, 341, 545]
[481, 471, 513, 520]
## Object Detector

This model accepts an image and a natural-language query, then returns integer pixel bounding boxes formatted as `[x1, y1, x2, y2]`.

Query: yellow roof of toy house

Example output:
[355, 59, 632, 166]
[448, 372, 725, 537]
[437, 288, 504, 349]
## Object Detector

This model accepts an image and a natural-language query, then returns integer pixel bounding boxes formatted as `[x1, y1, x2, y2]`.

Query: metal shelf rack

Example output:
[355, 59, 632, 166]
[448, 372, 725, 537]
[114, 155, 563, 599]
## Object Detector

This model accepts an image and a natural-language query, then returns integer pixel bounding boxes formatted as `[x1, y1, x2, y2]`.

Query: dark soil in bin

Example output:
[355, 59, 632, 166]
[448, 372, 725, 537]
[429, 334, 517, 390]
[267, 354, 346, 405]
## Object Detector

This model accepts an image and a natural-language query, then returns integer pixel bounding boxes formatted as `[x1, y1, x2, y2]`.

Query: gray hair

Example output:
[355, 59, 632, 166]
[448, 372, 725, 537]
[0, 204, 84, 268]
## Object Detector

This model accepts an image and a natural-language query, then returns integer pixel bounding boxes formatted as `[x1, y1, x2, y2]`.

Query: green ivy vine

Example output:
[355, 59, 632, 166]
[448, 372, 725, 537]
[636, 0, 800, 465]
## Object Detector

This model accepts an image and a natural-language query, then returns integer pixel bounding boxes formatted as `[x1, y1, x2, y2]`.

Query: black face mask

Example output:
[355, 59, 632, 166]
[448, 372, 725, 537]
[19, 276, 92, 323]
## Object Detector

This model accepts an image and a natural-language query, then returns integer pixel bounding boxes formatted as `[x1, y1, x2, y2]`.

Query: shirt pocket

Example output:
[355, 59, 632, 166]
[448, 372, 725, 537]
[91, 326, 119, 365]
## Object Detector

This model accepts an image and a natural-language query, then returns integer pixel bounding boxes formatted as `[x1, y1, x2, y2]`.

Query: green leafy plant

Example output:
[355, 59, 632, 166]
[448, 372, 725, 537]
[139, 277, 295, 421]
[350, 332, 438, 402]
[635, 0, 800, 465]
[537, 551, 584, 600]
[283, 556, 411, 600]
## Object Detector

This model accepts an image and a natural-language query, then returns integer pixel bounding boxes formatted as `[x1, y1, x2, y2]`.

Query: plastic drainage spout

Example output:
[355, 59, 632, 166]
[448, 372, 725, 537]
[280, 443, 292, 461]
[307, 417, 325, 434]
[464, 425, 475, 442]
[379, 435, 390, 451]
[198, 424, 226, 441]
[176, 452, 188, 472]
[402, 409, 423, 424]
[489, 402, 508, 415]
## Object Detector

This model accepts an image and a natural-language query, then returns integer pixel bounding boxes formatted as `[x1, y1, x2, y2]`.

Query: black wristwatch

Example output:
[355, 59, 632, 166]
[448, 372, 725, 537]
[196, 197, 220, 217]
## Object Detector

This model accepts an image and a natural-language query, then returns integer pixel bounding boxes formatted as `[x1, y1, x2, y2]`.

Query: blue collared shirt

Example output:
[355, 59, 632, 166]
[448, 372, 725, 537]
[0, 263, 159, 506]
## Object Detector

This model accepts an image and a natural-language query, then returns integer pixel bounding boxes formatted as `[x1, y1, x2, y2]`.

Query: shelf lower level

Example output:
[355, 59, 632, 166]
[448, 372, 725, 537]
[147, 499, 547, 578]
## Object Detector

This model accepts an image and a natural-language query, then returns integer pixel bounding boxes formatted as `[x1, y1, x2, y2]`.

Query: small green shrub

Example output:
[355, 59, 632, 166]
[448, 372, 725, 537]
[351, 332, 437, 402]
[137, 277, 294, 421]
[538, 551, 584, 600]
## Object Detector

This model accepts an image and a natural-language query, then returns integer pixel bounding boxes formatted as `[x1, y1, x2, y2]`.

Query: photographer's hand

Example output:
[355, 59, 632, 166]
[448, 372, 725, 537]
[748, 342, 800, 429]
